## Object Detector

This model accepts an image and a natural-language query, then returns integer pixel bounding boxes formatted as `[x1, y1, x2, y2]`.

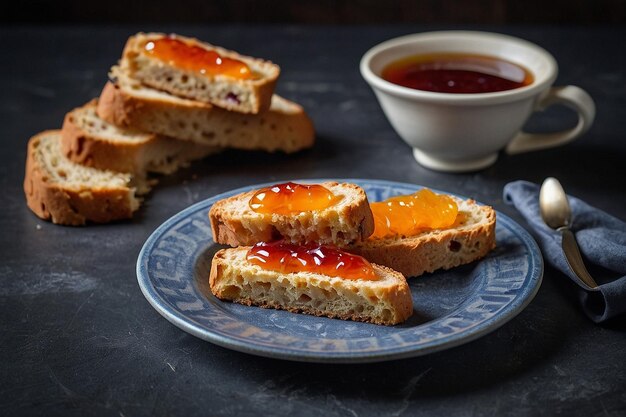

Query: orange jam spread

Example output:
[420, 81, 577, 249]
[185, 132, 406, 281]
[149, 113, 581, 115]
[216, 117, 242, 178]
[249, 182, 342, 215]
[144, 37, 254, 79]
[370, 188, 458, 239]
[247, 241, 378, 280]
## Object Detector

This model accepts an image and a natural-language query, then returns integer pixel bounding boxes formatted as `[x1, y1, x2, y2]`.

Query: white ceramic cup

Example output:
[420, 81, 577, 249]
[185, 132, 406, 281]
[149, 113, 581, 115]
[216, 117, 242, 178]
[360, 31, 596, 172]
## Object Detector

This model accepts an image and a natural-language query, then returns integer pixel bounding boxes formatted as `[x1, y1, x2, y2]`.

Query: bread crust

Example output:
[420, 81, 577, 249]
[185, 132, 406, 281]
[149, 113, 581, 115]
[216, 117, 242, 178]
[97, 78, 314, 153]
[24, 131, 138, 226]
[97, 79, 213, 128]
[349, 200, 497, 278]
[61, 99, 218, 175]
[209, 182, 375, 246]
[121, 32, 279, 114]
[209, 247, 413, 325]
[61, 100, 151, 173]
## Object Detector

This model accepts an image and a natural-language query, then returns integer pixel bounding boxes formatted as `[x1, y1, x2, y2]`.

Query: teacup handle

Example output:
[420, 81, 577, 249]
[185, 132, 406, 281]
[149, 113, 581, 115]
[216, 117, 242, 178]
[506, 85, 595, 154]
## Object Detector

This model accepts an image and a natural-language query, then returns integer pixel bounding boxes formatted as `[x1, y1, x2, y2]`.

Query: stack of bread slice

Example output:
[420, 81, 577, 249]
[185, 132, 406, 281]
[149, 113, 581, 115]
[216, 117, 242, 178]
[208, 181, 497, 326]
[209, 182, 414, 326]
[23, 32, 315, 226]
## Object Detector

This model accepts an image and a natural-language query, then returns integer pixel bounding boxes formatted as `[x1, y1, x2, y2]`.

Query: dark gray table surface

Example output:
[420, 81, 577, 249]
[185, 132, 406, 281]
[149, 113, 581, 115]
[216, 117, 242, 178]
[1, 25, 625, 417]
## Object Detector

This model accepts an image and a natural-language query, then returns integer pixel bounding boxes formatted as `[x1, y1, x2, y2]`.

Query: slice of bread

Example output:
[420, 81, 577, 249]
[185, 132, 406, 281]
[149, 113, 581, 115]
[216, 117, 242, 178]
[349, 198, 496, 278]
[120, 32, 279, 114]
[97, 67, 314, 153]
[61, 100, 219, 175]
[209, 182, 375, 247]
[24, 131, 142, 226]
[210, 246, 413, 325]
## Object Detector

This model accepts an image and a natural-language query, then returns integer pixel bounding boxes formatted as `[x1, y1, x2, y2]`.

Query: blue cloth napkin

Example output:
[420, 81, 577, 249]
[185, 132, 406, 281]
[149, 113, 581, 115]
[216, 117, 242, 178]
[503, 181, 626, 323]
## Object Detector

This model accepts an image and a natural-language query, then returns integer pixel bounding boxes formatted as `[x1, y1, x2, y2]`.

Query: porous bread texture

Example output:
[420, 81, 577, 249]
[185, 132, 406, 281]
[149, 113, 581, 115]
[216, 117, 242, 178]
[349, 198, 496, 278]
[120, 32, 279, 114]
[209, 182, 375, 247]
[61, 99, 219, 175]
[210, 247, 413, 325]
[23, 131, 141, 226]
[97, 67, 314, 153]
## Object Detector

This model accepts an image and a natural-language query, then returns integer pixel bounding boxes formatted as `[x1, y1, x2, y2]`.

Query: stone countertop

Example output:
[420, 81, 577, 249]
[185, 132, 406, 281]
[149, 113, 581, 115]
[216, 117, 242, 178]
[1, 25, 625, 416]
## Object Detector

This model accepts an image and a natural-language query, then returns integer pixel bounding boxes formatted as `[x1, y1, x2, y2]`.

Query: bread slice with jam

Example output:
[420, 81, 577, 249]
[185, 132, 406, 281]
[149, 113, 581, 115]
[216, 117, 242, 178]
[97, 67, 314, 154]
[209, 245, 413, 326]
[120, 32, 279, 114]
[349, 197, 496, 278]
[209, 182, 375, 247]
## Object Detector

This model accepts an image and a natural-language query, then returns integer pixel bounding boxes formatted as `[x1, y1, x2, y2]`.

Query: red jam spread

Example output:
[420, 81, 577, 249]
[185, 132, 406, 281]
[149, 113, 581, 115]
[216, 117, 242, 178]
[247, 241, 378, 281]
[249, 182, 342, 215]
[144, 37, 254, 79]
[370, 188, 458, 239]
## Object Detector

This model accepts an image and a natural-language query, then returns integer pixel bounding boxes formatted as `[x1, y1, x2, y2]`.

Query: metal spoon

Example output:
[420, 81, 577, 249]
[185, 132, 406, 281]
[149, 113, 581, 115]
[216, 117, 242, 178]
[539, 177, 598, 289]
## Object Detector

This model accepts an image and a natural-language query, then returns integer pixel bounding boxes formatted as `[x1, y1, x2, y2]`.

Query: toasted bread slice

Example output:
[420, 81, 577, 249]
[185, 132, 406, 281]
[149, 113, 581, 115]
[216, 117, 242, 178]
[209, 182, 375, 247]
[210, 246, 413, 325]
[120, 32, 279, 114]
[61, 99, 219, 175]
[349, 197, 496, 278]
[98, 67, 314, 153]
[24, 131, 142, 226]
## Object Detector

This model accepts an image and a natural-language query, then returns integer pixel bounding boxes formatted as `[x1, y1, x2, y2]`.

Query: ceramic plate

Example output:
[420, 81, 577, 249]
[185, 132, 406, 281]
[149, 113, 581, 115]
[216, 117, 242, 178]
[137, 179, 543, 363]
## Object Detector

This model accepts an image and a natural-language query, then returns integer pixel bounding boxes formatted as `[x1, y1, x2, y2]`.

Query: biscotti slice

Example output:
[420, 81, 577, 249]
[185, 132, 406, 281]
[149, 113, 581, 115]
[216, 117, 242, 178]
[120, 32, 279, 114]
[61, 100, 219, 175]
[97, 67, 314, 153]
[209, 182, 375, 247]
[210, 246, 413, 325]
[24, 131, 142, 226]
[349, 197, 496, 278]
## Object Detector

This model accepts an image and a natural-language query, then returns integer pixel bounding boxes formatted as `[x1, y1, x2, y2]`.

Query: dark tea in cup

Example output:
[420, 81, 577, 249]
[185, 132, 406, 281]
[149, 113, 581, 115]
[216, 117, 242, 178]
[381, 53, 534, 94]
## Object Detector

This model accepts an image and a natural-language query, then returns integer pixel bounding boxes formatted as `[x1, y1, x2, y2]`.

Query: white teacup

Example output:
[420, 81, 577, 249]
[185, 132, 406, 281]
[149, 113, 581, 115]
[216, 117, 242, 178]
[360, 31, 595, 172]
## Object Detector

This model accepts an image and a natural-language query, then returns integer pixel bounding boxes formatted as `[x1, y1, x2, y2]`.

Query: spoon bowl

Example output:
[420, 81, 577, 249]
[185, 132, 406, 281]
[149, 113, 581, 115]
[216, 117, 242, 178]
[539, 177, 572, 230]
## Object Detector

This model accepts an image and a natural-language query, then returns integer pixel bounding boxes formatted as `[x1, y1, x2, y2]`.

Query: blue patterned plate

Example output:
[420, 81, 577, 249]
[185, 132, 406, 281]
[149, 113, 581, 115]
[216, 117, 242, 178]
[137, 179, 543, 363]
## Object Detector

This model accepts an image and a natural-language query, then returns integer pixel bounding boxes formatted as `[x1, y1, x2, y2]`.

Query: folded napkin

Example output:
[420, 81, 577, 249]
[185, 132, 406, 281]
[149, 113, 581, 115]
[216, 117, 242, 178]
[504, 181, 626, 323]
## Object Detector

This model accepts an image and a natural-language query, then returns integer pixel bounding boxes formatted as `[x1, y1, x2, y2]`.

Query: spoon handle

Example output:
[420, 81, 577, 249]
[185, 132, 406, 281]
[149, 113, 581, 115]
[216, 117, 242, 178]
[561, 228, 599, 289]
